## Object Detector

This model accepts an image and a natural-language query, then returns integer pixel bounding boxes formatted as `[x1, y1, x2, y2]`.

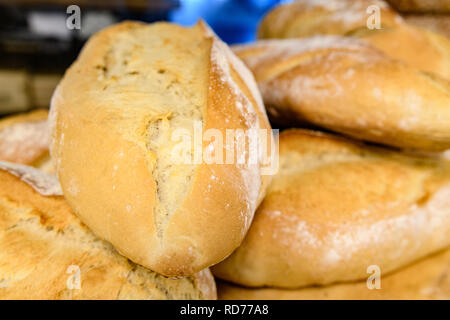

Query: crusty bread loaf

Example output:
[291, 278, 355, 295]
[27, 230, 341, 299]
[217, 248, 450, 300]
[50, 21, 273, 277]
[258, 0, 403, 39]
[387, 0, 450, 13]
[257, 0, 450, 79]
[0, 161, 216, 300]
[212, 129, 450, 288]
[0, 110, 53, 173]
[233, 38, 450, 151]
[404, 14, 450, 38]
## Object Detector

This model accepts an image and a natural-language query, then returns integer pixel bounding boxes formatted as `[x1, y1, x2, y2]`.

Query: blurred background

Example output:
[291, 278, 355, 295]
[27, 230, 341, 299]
[0, 0, 448, 116]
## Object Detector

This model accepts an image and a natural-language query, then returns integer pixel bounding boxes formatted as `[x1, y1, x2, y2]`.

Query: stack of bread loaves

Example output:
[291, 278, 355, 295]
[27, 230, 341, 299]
[212, 0, 450, 299]
[0, 21, 273, 299]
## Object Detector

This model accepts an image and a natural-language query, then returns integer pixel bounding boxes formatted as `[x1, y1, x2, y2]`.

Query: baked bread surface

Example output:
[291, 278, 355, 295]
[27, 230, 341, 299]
[212, 129, 450, 288]
[257, 0, 450, 79]
[0, 161, 216, 300]
[351, 23, 450, 78]
[217, 248, 450, 300]
[50, 21, 273, 276]
[0, 110, 52, 172]
[258, 0, 402, 39]
[233, 37, 450, 151]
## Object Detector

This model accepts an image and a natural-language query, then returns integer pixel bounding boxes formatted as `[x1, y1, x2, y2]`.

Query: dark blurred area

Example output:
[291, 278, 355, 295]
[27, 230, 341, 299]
[0, 0, 284, 115]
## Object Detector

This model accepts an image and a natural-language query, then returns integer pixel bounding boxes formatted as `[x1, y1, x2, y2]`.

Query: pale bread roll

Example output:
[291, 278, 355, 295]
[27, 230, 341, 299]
[50, 21, 273, 277]
[257, 0, 450, 79]
[0, 161, 216, 300]
[217, 248, 450, 300]
[0, 110, 53, 173]
[233, 38, 450, 151]
[212, 129, 450, 288]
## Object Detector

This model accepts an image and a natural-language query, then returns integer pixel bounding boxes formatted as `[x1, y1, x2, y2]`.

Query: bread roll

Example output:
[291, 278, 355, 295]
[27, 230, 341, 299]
[351, 23, 450, 78]
[257, 0, 450, 79]
[0, 161, 216, 300]
[233, 38, 450, 151]
[212, 129, 450, 288]
[0, 110, 53, 172]
[50, 21, 273, 277]
[387, 0, 450, 13]
[217, 248, 450, 300]
[258, 0, 402, 39]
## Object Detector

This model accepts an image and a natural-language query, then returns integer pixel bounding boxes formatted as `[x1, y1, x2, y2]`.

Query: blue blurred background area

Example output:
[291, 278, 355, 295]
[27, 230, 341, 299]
[170, 0, 287, 44]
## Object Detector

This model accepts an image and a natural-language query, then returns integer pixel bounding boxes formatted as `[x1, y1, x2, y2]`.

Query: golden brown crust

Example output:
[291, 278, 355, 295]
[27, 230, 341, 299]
[233, 38, 450, 151]
[0, 110, 53, 172]
[404, 14, 450, 38]
[212, 129, 450, 288]
[352, 24, 450, 78]
[0, 162, 217, 300]
[258, 0, 402, 39]
[50, 21, 273, 277]
[217, 248, 450, 300]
